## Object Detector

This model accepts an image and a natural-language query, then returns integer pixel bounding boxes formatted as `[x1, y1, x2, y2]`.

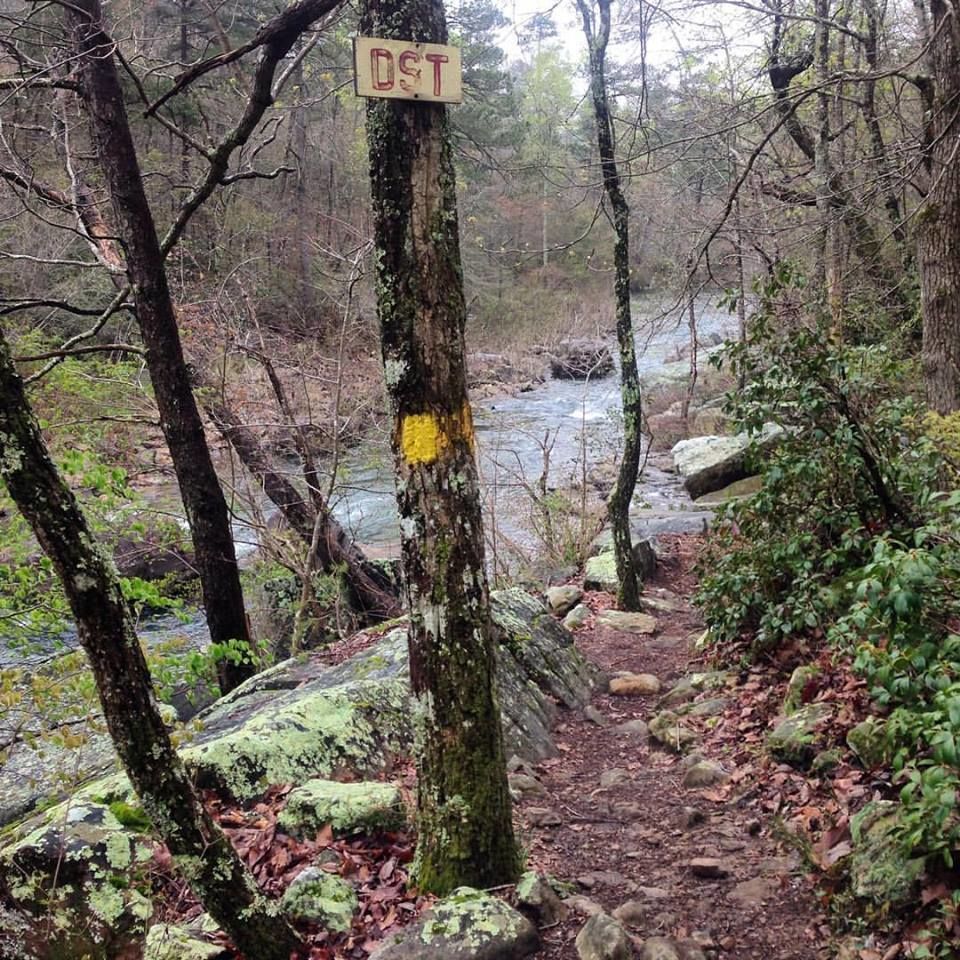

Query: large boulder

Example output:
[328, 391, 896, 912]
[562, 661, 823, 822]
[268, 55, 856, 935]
[0, 798, 155, 958]
[671, 425, 782, 499]
[371, 886, 539, 959]
[549, 339, 614, 380]
[0, 590, 598, 958]
[2, 589, 598, 827]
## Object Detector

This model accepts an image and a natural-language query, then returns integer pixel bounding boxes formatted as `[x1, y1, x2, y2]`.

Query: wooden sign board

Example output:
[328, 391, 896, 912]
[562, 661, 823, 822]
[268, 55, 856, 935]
[353, 36, 462, 104]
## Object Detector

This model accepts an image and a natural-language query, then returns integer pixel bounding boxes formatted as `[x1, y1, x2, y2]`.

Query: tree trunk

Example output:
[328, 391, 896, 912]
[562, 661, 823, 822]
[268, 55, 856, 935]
[68, 0, 254, 691]
[919, 0, 960, 413]
[0, 332, 303, 960]
[361, 0, 520, 895]
[577, 0, 643, 610]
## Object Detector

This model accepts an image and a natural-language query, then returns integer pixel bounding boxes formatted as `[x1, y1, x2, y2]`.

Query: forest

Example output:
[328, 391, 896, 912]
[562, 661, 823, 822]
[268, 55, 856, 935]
[0, 0, 958, 957]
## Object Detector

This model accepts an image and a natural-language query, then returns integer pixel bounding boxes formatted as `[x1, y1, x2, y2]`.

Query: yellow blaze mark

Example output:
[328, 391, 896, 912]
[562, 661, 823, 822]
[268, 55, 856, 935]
[400, 403, 475, 465]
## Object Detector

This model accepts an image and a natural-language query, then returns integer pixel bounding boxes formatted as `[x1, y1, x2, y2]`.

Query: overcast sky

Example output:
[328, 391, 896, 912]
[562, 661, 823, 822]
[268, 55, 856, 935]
[492, 0, 765, 74]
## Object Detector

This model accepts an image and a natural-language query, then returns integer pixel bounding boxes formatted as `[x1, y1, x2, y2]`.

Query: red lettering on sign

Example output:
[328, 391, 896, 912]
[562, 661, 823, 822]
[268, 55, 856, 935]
[424, 53, 449, 96]
[370, 48, 394, 90]
[398, 50, 421, 92]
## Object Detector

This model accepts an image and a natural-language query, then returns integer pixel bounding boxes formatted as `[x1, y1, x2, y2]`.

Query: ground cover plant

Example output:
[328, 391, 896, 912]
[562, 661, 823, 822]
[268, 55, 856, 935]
[695, 268, 960, 947]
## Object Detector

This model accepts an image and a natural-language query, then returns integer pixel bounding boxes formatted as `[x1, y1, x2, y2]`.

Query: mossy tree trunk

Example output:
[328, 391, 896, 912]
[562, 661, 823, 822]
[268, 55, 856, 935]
[0, 331, 303, 960]
[360, 0, 520, 894]
[67, 0, 253, 692]
[577, 0, 643, 610]
[918, 0, 960, 414]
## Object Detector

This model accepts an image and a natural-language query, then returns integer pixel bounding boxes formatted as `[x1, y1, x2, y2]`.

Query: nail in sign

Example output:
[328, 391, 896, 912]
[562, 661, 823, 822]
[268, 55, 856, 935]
[353, 37, 462, 103]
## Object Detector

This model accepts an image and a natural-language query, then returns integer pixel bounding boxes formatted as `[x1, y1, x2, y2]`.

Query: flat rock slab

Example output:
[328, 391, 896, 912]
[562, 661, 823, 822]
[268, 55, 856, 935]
[597, 611, 658, 634]
[371, 887, 539, 960]
[609, 673, 661, 696]
[728, 876, 780, 905]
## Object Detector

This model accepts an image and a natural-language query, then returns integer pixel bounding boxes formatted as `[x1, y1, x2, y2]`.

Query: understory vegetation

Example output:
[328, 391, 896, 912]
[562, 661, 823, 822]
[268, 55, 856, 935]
[696, 267, 960, 947]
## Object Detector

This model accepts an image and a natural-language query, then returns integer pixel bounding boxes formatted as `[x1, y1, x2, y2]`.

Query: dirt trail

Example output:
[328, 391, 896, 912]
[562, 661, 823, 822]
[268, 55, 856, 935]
[516, 535, 832, 959]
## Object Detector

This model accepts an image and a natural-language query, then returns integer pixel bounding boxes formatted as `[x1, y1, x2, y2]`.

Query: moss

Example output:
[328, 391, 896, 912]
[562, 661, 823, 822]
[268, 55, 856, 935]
[280, 869, 357, 930]
[849, 801, 924, 915]
[419, 887, 533, 947]
[783, 664, 822, 715]
[846, 717, 888, 768]
[108, 801, 152, 833]
[277, 779, 406, 838]
[767, 702, 834, 768]
[182, 679, 411, 801]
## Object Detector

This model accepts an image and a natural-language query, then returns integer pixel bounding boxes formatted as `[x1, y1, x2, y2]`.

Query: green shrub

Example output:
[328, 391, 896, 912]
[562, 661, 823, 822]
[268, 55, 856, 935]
[695, 267, 960, 912]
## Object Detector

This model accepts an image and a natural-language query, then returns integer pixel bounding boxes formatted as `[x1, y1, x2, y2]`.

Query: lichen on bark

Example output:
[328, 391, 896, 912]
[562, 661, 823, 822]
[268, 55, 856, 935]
[361, 0, 520, 894]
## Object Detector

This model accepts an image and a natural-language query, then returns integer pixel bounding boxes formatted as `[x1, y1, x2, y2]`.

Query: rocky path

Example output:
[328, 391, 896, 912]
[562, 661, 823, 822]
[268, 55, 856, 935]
[513, 536, 832, 960]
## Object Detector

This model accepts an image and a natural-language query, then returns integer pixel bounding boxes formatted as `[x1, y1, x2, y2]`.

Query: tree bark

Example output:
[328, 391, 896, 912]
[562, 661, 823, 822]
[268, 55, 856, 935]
[0, 331, 303, 960]
[68, 0, 254, 692]
[577, 0, 643, 610]
[361, 0, 520, 895]
[918, 0, 960, 413]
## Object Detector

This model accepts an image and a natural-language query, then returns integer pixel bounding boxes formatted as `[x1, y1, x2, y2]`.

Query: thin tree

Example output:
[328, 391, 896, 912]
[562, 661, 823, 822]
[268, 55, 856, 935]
[577, 0, 643, 609]
[0, 329, 303, 960]
[67, 0, 256, 692]
[361, 0, 521, 894]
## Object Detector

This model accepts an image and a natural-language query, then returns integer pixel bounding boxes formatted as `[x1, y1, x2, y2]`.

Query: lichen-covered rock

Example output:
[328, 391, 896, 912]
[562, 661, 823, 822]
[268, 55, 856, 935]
[649, 711, 697, 753]
[683, 697, 729, 718]
[584, 552, 619, 593]
[811, 748, 843, 775]
[0, 904, 39, 960]
[0, 589, 597, 955]
[545, 585, 583, 617]
[0, 799, 154, 957]
[640, 937, 682, 960]
[281, 867, 358, 930]
[682, 761, 728, 789]
[846, 717, 888, 769]
[672, 425, 782, 499]
[371, 886, 539, 959]
[563, 604, 591, 630]
[144, 914, 224, 960]
[575, 912, 632, 960]
[693, 474, 762, 506]
[515, 871, 566, 926]
[766, 702, 834, 768]
[598, 611, 658, 635]
[278, 779, 405, 839]
[849, 801, 924, 913]
[183, 670, 411, 801]
[609, 673, 661, 696]
[185, 587, 599, 797]
[783, 664, 822, 715]
[659, 672, 731, 710]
